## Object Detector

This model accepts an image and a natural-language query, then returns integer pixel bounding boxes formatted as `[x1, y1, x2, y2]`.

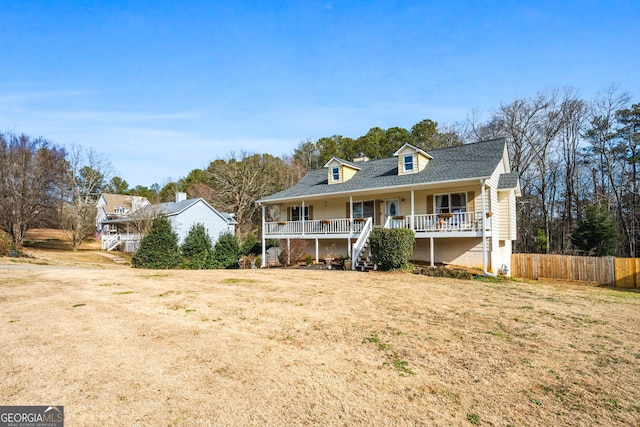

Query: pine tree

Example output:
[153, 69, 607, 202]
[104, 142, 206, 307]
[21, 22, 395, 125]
[181, 223, 213, 269]
[211, 232, 240, 269]
[571, 205, 619, 256]
[131, 217, 180, 269]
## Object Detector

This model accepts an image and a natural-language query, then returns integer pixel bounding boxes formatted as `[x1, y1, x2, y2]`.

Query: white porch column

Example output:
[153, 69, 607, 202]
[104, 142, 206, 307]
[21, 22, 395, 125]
[349, 195, 353, 232]
[302, 200, 306, 236]
[410, 190, 415, 230]
[315, 238, 319, 264]
[261, 204, 266, 267]
[430, 237, 434, 267]
[347, 238, 352, 258]
[481, 179, 488, 275]
[287, 238, 291, 266]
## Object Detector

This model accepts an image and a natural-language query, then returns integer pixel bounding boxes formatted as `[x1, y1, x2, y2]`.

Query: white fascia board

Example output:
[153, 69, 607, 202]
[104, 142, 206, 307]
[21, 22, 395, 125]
[260, 176, 492, 204]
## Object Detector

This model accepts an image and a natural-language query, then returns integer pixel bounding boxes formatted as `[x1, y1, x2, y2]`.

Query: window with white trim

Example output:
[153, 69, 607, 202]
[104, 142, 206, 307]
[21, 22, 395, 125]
[403, 154, 414, 172]
[290, 206, 309, 221]
[352, 200, 375, 219]
[331, 166, 340, 181]
[435, 193, 467, 213]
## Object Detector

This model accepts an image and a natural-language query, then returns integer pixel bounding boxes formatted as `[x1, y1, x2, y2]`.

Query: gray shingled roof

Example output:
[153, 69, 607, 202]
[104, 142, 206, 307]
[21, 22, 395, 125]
[324, 156, 362, 170]
[258, 138, 508, 203]
[103, 198, 237, 225]
[498, 173, 519, 190]
[140, 198, 199, 216]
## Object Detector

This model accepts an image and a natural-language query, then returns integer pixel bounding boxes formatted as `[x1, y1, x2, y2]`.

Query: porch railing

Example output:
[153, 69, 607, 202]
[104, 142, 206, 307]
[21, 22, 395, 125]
[264, 218, 367, 235]
[264, 212, 490, 236]
[102, 234, 121, 251]
[101, 233, 142, 251]
[389, 212, 489, 232]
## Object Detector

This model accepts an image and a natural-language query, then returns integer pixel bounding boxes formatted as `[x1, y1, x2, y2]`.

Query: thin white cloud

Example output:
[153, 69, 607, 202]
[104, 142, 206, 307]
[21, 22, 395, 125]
[0, 90, 88, 103]
[47, 110, 200, 122]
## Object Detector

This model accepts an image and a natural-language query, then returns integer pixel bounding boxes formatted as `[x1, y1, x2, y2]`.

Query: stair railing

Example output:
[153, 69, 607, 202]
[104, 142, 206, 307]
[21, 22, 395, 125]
[351, 217, 373, 270]
[104, 234, 121, 251]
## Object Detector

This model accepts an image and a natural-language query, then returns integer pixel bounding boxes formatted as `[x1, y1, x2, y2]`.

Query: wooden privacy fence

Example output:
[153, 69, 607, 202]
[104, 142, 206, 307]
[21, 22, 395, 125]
[511, 254, 640, 288]
[614, 257, 640, 288]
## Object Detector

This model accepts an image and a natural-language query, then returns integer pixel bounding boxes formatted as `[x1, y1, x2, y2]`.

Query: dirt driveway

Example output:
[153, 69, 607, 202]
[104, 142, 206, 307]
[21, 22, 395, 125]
[1, 253, 639, 426]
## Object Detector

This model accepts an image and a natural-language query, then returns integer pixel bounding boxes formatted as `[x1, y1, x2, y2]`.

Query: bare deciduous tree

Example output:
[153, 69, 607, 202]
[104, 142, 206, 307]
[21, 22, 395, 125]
[207, 153, 291, 236]
[0, 133, 67, 244]
[127, 205, 165, 237]
[61, 145, 113, 249]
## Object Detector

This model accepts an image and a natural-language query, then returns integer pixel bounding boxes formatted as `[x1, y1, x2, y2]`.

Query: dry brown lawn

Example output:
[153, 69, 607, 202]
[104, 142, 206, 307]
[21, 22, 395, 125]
[1, 238, 639, 425]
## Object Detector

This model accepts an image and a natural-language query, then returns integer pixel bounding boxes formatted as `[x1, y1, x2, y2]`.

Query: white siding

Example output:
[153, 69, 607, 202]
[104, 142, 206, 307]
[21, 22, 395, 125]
[413, 238, 488, 269]
[509, 192, 517, 240]
[169, 200, 234, 245]
[498, 192, 510, 239]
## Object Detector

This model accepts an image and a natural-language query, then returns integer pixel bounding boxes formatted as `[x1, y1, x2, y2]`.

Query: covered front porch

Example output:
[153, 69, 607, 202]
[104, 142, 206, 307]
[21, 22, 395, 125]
[261, 212, 492, 270]
[258, 180, 495, 273]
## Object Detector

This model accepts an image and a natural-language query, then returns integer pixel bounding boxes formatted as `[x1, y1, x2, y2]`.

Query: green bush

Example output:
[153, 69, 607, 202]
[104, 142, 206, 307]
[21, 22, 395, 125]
[131, 217, 180, 269]
[211, 232, 240, 269]
[369, 228, 415, 271]
[181, 223, 214, 269]
[240, 233, 260, 256]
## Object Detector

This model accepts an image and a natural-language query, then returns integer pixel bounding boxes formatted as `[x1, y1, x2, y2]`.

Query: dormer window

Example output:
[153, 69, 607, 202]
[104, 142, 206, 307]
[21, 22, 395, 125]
[323, 156, 361, 184]
[394, 143, 432, 175]
[403, 155, 414, 172]
[331, 166, 340, 182]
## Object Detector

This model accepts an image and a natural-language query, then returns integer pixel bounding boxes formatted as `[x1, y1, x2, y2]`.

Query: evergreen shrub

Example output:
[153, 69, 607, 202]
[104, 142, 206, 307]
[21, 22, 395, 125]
[240, 233, 260, 255]
[369, 228, 415, 271]
[181, 223, 214, 269]
[131, 217, 180, 269]
[211, 232, 240, 269]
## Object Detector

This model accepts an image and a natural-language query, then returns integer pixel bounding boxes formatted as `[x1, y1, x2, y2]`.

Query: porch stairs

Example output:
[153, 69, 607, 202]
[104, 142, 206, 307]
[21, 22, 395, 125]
[103, 234, 121, 251]
[354, 239, 376, 271]
[351, 217, 375, 271]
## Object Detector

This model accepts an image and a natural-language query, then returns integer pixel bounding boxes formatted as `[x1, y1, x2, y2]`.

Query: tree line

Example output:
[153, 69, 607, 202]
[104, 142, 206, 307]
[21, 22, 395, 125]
[470, 86, 639, 257]
[1, 84, 638, 257]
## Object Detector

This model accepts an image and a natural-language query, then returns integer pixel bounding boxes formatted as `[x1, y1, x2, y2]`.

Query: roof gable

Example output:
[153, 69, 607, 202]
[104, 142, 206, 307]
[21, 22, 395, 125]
[393, 143, 431, 158]
[393, 143, 433, 175]
[98, 193, 150, 215]
[323, 156, 361, 184]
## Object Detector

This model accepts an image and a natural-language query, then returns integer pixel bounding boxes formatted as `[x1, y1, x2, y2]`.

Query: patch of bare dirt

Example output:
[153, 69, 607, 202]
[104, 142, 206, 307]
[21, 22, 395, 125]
[1, 257, 639, 425]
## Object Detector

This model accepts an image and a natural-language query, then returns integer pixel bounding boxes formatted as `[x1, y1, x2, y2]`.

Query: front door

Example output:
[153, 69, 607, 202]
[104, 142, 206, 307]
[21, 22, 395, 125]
[385, 199, 399, 224]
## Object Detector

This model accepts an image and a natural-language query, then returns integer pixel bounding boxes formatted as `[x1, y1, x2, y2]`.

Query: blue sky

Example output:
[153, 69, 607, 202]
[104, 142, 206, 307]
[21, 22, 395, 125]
[1, 1, 638, 187]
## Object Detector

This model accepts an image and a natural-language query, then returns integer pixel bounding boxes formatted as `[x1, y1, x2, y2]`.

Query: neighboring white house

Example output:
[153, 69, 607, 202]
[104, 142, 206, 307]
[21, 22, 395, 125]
[257, 138, 521, 274]
[96, 193, 151, 233]
[100, 192, 237, 252]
